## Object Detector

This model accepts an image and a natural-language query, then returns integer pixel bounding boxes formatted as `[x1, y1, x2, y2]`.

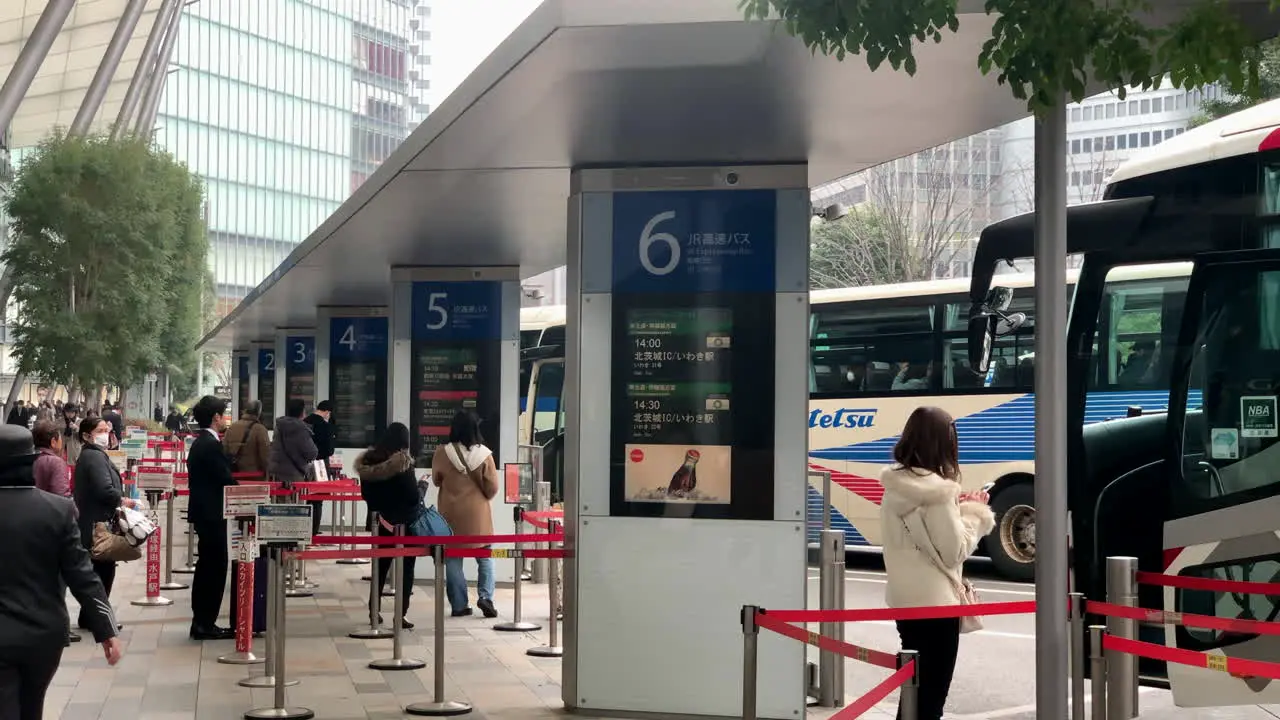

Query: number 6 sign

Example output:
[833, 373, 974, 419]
[640, 211, 680, 276]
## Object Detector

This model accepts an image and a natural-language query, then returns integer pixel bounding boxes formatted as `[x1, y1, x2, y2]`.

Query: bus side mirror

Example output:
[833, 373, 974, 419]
[968, 314, 995, 374]
[995, 312, 1028, 336]
[985, 286, 1015, 313]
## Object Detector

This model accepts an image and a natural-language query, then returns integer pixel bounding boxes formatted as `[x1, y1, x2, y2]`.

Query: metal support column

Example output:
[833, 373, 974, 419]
[817, 529, 844, 708]
[0, 0, 77, 133]
[1105, 557, 1139, 720]
[114, 0, 180, 135]
[70, 0, 147, 134]
[134, 0, 183, 134]
[1033, 100, 1069, 720]
[531, 481, 550, 583]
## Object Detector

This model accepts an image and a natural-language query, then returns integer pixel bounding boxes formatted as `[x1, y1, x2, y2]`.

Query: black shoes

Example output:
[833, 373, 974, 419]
[477, 598, 497, 619]
[190, 624, 235, 640]
[451, 607, 473, 617]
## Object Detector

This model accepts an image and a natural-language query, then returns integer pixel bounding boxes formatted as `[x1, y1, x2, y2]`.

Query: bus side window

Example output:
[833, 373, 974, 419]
[1092, 266, 1189, 394]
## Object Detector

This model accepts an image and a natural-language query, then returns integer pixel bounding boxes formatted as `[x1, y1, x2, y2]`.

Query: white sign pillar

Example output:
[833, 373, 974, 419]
[563, 166, 810, 718]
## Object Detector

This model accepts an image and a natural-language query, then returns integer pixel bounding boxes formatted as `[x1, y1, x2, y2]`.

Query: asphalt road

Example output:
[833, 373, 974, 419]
[802, 551, 1278, 720]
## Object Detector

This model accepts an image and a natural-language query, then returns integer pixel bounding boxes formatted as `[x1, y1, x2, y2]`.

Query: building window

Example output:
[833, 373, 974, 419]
[1164, 128, 1176, 140]
[1106, 103, 1116, 119]
[1071, 171, 1081, 186]
[1072, 139, 1081, 154]
[1083, 106, 1093, 121]
[1140, 98, 1150, 114]
[1129, 132, 1139, 147]
[1152, 97, 1163, 112]
[1118, 134, 1127, 150]
[1072, 108, 1082, 122]
[1105, 135, 1115, 151]
[1082, 138, 1092, 153]
[1140, 132, 1151, 147]
[1129, 100, 1139, 114]
[1117, 102, 1127, 118]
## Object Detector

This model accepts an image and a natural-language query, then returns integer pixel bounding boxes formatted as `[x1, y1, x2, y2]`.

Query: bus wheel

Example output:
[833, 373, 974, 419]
[989, 483, 1035, 582]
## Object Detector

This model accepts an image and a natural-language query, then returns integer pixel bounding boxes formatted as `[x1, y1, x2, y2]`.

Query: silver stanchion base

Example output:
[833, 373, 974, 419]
[131, 596, 173, 607]
[526, 645, 563, 658]
[238, 674, 300, 689]
[217, 651, 265, 665]
[520, 572, 532, 581]
[243, 705, 314, 719]
[348, 627, 394, 639]
[337, 559, 369, 565]
[173, 566, 197, 575]
[381, 589, 397, 597]
[284, 589, 313, 598]
[493, 621, 541, 632]
[405, 700, 472, 716]
[368, 656, 426, 671]
[160, 581, 189, 590]
[300, 580, 319, 590]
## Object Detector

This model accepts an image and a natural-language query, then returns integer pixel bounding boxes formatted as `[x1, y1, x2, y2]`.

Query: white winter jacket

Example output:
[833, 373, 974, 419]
[879, 466, 996, 609]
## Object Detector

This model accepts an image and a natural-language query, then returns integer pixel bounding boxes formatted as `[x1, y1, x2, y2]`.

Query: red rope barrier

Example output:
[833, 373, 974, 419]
[1087, 600, 1280, 637]
[1136, 571, 1280, 596]
[830, 661, 915, 720]
[298, 494, 364, 502]
[755, 613, 896, 669]
[762, 601, 1036, 624]
[311, 532, 561, 546]
[445, 547, 566, 559]
[1102, 634, 1280, 680]
[288, 547, 426, 561]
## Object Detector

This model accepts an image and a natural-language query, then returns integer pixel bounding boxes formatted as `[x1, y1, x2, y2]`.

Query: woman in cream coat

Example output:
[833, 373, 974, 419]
[432, 410, 500, 618]
[880, 406, 996, 720]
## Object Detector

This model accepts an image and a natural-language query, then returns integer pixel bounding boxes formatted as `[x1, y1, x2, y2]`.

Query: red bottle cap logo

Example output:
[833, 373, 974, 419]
[687, 449, 700, 460]
[629, 448, 644, 463]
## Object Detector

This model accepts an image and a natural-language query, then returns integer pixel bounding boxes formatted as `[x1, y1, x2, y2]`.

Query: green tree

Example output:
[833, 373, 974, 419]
[739, 0, 1262, 113]
[3, 132, 207, 400]
[1191, 38, 1280, 126]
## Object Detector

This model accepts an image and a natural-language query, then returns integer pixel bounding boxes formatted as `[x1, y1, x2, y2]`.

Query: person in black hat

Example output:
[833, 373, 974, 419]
[0, 424, 122, 716]
[304, 399, 336, 536]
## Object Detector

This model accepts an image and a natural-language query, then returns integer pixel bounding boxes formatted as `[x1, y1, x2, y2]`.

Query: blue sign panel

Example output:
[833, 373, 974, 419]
[330, 316, 388, 361]
[238, 355, 249, 380]
[611, 189, 777, 293]
[411, 281, 502, 340]
[285, 336, 315, 373]
[258, 348, 275, 374]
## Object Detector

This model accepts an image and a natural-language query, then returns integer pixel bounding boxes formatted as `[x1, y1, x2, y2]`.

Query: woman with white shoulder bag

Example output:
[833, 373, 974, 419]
[880, 406, 996, 720]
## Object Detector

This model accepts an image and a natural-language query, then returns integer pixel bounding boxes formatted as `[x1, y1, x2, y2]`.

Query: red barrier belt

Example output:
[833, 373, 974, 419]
[299, 494, 364, 502]
[445, 547, 566, 559]
[1136, 571, 1280, 596]
[1087, 600, 1280, 637]
[763, 601, 1036, 624]
[289, 547, 426, 561]
[311, 532, 561, 546]
[830, 661, 915, 720]
[1102, 634, 1280, 680]
[755, 613, 896, 669]
[293, 481, 360, 491]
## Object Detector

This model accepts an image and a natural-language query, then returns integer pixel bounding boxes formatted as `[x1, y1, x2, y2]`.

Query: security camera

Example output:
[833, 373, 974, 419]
[725, 172, 740, 186]
[811, 203, 850, 222]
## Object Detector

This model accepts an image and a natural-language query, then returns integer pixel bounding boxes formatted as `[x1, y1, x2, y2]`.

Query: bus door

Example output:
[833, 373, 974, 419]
[1165, 250, 1280, 707]
[524, 358, 566, 502]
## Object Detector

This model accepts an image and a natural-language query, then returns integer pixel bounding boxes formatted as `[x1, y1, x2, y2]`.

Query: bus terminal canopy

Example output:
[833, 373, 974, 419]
[199, 0, 1280, 351]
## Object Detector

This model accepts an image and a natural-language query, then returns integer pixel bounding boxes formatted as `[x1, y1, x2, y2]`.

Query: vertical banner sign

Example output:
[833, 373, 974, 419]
[329, 316, 388, 448]
[610, 189, 777, 520]
[146, 529, 162, 598]
[410, 281, 502, 467]
[285, 336, 316, 413]
[237, 355, 251, 417]
[235, 560, 253, 653]
[258, 348, 276, 430]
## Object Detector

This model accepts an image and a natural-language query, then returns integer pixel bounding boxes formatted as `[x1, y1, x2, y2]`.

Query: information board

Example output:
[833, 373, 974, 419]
[256, 504, 313, 543]
[329, 316, 388, 448]
[121, 439, 146, 462]
[257, 348, 276, 430]
[237, 355, 251, 418]
[285, 336, 316, 413]
[224, 484, 271, 519]
[410, 282, 502, 466]
[136, 465, 174, 491]
[608, 189, 777, 521]
[505, 462, 534, 504]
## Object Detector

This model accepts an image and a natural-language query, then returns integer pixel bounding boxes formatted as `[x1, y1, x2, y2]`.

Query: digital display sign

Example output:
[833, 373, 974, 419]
[257, 348, 276, 430]
[329, 316, 388, 449]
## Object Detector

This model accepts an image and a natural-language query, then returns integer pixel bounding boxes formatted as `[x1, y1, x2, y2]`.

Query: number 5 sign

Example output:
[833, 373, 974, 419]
[410, 281, 503, 341]
[610, 189, 777, 294]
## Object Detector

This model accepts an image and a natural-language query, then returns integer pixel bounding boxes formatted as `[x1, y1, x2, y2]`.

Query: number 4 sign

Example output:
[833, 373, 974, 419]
[1240, 396, 1278, 438]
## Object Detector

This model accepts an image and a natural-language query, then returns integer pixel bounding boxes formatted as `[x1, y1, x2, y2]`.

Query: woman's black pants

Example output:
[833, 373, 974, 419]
[895, 617, 960, 720]
[374, 521, 416, 615]
[77, 560, 115, 629]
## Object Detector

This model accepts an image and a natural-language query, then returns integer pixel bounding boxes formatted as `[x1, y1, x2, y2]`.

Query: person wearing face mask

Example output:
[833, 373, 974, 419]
[72, 417, 137, 632]
[303, 400, 335, 536]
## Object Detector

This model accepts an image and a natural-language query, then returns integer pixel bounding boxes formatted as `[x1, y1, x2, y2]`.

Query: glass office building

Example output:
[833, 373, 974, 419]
[157, 0, 431, 315]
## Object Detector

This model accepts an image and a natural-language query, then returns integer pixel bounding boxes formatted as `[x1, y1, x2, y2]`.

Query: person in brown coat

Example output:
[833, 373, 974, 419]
[432, 410, 499, 618]
[222, 400, 270, 476]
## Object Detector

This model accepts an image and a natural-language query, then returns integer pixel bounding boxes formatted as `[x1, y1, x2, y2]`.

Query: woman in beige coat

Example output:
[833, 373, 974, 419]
[432, 410, 499, 618]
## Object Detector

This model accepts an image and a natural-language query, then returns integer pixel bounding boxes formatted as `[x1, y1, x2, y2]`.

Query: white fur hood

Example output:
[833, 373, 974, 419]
[880, 465, 962, 519]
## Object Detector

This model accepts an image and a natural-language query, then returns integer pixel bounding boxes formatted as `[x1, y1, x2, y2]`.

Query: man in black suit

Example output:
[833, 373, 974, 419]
[185, 395, 236, 640]
[0, 424, 122, 715]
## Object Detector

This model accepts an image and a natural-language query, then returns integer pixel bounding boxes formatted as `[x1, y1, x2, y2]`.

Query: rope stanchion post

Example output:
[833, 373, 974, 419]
[159, 490, 188, 590]
[496, 507, 541, 632]
[283, 489, 313, 599]
[218, 518, 264, 666]
[369, 525, 426, 671]
[817, 528, 844, 707]
[1090, 625, 1107, 720]
[897, 650, 919, 720]
[531, 481, 550, 584]
[175, 516, 196, 574]
[1069, 592, 1085, 720]
[404, 544, 473, 717]
[741, 605, 759, 720]
[526, 528, 563, 657]
[243, 544, 313, 720]
[132, 488, 174, 607]
[240, 544, 299, 688]
[349, 511, 393, 640]
[1105, 557, 1138, 720]
[337, 499, 368, 565]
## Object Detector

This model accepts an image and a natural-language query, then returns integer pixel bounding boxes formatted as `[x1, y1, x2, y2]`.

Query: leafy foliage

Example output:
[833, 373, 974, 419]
[739, 0, 1266, 113]
[1190, 37, 1280, 126]
[3, 132, 208, 395]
